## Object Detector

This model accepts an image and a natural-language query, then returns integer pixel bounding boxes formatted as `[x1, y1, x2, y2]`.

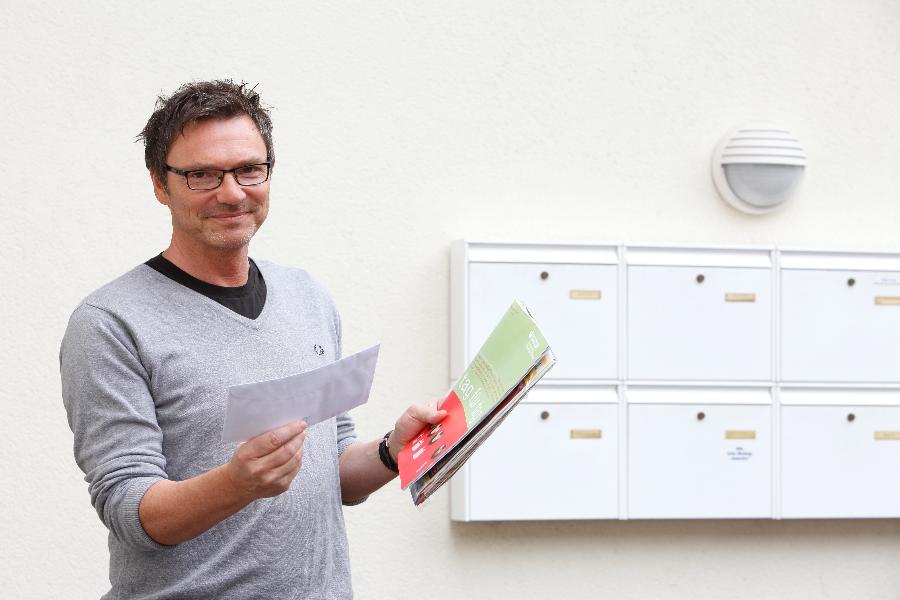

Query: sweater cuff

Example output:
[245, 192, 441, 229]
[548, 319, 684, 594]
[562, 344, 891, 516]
[119, 476, 174, 552]
[336, 434, 357, 458]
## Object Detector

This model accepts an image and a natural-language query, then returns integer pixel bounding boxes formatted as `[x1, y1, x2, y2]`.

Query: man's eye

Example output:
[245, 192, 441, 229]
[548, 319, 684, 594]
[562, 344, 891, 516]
[188, 171, 212, 179]
[236, 165, 262, 176]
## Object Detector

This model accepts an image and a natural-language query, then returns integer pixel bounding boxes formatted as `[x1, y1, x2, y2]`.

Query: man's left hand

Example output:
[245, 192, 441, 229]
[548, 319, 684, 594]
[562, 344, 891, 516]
[387, 399, 447, 462]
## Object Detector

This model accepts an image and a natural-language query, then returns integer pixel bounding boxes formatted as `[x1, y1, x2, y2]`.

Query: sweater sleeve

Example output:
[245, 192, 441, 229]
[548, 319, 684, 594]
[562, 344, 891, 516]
[336, 411, 358, 457]
[331, 298, 359, 456]
[60, 304, 171, 551]
[329, 297, 369, 505]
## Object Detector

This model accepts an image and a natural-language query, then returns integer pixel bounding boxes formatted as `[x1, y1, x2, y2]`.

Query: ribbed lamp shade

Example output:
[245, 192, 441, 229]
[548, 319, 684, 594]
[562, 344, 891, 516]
[712, 121, 807, 214]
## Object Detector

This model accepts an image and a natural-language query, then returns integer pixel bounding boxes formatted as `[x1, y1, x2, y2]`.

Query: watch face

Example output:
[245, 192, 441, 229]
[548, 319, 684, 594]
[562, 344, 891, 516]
[431, 444, 446, 459]
[429, 430, 444, 444]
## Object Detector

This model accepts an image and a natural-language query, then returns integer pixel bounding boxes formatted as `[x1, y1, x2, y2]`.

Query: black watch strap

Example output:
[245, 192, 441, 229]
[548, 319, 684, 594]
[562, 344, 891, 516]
[378, 431, 399, 474]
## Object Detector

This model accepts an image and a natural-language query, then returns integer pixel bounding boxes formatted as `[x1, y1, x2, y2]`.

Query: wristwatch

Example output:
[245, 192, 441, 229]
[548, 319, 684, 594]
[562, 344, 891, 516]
[378, 430, 399, 473]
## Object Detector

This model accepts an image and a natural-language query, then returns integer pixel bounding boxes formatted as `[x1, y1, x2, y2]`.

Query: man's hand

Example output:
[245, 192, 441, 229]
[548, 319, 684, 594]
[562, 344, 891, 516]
[139, 420, 308, 546]
[388, 399, 447, 462]
[224, 420, 308, 500]
[337, 400, 447, 501]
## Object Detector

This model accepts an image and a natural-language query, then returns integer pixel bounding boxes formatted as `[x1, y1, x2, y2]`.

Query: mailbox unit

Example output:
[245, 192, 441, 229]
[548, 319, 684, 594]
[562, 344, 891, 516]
[626, 247, 773, 382]
[780, 251, 900, 384]
[465, 387, 619, 520]
[449, 241, 621, 521]
[780, 389, 900, 518]
[449, 240, 900, 521]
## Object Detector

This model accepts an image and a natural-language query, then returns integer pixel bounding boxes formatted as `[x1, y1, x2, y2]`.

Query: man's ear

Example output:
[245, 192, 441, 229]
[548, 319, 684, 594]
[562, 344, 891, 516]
[151, 172, 170, 206]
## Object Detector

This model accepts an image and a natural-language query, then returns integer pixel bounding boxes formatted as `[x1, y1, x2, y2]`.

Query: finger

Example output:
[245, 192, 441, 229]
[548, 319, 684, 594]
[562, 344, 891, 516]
[246, 420, 306, 458]
[268, 438, 306, 482]
[394, 404, 447, 446]
[257, 430, 306, 471]
[406, 403, 446, 424]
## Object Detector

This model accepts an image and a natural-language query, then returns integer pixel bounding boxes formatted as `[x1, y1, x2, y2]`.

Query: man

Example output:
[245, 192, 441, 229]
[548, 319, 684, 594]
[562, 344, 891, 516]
[60, 80, 444, 599]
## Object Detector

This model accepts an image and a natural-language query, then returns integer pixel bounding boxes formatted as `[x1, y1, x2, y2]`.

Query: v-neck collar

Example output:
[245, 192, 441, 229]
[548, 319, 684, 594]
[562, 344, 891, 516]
[140, 261, 272, 331]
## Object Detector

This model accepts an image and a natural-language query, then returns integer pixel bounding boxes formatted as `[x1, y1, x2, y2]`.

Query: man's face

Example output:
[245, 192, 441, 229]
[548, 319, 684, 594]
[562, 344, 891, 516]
[153, 115, 270, 252]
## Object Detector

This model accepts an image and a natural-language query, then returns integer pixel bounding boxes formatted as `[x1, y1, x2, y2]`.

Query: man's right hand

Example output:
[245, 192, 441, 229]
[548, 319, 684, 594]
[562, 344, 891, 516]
[140, 420, 309, 545]
[225, 420, 308, 500]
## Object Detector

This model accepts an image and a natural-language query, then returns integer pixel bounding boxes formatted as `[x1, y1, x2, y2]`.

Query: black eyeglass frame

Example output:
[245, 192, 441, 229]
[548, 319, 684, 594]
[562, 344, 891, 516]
[164, 162, 273, 190]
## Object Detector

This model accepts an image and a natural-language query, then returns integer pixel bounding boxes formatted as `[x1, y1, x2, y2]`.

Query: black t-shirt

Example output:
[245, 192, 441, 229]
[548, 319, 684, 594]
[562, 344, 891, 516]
[145, 254, 267, 320]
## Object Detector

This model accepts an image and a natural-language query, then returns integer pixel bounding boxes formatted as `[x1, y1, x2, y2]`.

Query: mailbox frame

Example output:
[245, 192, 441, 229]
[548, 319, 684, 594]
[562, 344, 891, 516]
[450, 240, 900, 521]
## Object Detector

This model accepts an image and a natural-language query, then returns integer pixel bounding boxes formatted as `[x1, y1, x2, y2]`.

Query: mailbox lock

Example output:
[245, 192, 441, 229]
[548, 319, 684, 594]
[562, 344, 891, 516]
[540, 410, 550, 420]
[847, 413, 856, 422]
[540, 271, 549, 281]
[847, 278, 856, 287]
[696, 274, 705, 284]
[697, 411, 706, 421]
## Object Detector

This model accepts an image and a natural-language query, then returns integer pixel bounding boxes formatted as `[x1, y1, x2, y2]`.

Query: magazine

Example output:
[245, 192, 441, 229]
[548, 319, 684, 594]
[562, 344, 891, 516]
[398, 300, 556, 505]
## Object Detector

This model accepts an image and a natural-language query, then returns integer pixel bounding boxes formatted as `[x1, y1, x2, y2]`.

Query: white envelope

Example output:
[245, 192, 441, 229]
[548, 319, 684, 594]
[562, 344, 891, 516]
[222, 344, 380, 443]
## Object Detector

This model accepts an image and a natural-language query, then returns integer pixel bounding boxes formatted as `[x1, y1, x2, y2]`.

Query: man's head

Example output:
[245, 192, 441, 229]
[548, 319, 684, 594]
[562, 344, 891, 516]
[139, 80, 274, 188]
[139, 80, 275, 254]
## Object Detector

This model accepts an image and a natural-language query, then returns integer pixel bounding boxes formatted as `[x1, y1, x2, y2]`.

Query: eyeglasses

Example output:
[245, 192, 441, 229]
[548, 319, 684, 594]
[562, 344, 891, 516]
[165, 162, 272, 191]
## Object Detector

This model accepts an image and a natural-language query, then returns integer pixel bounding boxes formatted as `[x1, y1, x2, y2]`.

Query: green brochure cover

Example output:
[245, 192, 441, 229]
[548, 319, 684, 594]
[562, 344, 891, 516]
[398, 300, 556, 502]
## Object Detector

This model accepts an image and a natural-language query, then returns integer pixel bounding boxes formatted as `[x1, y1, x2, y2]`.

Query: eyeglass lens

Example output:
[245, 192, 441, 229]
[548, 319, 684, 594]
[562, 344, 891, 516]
[186, 164, 269, 190]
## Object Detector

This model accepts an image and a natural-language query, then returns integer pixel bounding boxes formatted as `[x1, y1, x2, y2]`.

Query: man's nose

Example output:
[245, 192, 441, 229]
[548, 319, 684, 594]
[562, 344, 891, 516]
[216, 172, 247, 204]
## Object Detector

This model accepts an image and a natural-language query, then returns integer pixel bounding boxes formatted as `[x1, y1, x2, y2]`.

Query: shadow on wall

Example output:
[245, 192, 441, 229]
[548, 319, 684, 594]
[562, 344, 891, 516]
[448, 518, 900, 549]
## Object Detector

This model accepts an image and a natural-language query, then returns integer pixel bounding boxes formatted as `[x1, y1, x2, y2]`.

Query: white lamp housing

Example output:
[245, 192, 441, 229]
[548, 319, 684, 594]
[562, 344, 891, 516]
[712, 121, 807, 214]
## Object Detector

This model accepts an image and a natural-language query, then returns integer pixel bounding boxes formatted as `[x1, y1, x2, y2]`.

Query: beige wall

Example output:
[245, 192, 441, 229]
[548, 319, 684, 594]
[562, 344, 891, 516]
[3, 1, 900, 597]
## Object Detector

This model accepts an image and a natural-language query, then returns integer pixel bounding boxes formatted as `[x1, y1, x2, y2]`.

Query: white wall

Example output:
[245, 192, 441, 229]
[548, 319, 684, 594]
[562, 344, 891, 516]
[3, 1, 900, 598]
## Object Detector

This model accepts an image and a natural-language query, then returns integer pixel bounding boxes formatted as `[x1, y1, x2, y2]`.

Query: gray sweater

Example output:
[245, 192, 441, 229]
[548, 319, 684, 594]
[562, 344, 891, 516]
[60, 261, 358, 599]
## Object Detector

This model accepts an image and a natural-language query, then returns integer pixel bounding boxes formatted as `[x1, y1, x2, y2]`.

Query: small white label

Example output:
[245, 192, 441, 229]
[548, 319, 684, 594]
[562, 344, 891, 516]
[727, 446, 753, 461]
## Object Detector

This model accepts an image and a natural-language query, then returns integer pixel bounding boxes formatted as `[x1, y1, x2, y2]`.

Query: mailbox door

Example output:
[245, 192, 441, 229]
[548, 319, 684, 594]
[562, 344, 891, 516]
[469, 262, 618, 380]
[467, 400, 618, 520]
[781, 404, 900, 518]
[628, 403, 772, 518]
[627, 266, 772, 381]
[781, 269, 900, 383]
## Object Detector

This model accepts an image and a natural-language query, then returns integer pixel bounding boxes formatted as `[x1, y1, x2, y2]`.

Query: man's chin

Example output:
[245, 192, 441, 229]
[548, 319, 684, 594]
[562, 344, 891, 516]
[204, 226, 258, 250]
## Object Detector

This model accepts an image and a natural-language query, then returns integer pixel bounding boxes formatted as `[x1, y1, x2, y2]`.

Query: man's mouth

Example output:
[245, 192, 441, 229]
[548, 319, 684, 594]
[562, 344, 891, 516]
[208, 212, 249, 221]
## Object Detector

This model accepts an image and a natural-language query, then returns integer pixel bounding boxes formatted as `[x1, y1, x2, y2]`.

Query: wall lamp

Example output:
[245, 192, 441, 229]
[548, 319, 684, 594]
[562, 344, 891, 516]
[712, 121, 807, 215]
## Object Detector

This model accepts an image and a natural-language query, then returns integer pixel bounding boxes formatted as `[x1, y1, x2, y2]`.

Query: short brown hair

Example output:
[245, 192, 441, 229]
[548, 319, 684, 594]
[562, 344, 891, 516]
[138, 80, 274, 186]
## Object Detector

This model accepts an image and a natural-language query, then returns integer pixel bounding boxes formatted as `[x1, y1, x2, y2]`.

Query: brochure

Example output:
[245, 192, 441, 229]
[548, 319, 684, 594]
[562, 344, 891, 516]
[398, 300, 556, 505]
